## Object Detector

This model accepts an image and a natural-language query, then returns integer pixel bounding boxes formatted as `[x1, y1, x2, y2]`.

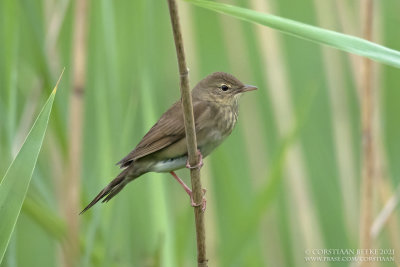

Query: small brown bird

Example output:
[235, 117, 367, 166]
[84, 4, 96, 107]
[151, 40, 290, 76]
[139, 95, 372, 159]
[81, 72, 257, 213]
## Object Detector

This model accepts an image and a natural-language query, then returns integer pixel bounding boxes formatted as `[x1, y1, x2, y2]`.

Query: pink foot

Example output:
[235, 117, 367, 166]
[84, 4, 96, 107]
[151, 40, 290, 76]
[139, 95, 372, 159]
[189, 188, 207, 212]
[186, 150, 203, 169]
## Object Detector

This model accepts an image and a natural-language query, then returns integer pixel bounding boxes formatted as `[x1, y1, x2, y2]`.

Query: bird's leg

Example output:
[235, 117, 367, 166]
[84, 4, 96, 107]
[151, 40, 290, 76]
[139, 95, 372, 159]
[169, 171, 207, 212]
[169, 171, 192, 195]
[186, 149, 203, 169]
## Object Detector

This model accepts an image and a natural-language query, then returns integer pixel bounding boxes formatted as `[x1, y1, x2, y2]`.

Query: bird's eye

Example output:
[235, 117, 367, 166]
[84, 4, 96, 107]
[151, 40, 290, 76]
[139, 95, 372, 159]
[220, 84, 229, 91]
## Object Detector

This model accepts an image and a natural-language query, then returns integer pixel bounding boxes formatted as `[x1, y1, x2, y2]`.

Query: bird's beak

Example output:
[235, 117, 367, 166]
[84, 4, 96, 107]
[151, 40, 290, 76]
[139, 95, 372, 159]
[241, 84, 258, 92]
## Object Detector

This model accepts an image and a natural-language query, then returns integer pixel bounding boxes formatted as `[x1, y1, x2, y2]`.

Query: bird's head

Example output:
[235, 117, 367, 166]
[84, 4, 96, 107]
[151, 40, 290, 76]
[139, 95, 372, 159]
[192, 72, 257, 104]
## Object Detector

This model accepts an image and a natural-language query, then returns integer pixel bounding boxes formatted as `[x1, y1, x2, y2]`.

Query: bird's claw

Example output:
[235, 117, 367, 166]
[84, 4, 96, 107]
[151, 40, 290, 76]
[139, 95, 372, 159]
[186, 150, 203, 169]
[189, 188, 207, 212]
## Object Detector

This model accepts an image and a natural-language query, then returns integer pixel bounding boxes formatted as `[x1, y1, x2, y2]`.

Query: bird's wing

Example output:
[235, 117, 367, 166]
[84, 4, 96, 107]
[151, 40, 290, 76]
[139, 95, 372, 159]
[117, 100, 211, 167]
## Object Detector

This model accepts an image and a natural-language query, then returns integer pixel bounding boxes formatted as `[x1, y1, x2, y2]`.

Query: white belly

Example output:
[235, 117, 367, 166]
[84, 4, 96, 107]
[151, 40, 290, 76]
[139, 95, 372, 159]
[150, 156, 188, 173]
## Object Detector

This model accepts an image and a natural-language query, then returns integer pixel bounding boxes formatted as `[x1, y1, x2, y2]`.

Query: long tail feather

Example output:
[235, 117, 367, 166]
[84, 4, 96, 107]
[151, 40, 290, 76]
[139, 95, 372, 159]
[80, 168, 131, 214]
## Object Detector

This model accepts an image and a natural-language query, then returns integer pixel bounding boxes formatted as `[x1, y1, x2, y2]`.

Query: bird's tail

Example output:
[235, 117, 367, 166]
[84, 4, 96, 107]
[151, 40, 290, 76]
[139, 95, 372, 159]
[80, 167, 132, 214]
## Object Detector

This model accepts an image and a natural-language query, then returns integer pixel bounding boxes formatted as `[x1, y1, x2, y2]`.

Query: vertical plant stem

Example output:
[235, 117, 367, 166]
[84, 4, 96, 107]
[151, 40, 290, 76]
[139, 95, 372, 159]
[359, 0, 374, 261]
[166, 1, 208, 266]
[62, 0, 88, 266]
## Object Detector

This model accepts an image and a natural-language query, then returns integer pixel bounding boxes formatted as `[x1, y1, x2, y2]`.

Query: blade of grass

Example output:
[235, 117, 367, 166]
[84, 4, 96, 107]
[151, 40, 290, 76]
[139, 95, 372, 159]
[0, 70, 63, 263]
[185, 0, 400, 69]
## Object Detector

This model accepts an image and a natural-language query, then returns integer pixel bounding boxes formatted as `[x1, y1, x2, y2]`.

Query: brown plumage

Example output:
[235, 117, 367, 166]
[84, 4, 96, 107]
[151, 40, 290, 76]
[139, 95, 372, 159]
[80, 72, 257, 214]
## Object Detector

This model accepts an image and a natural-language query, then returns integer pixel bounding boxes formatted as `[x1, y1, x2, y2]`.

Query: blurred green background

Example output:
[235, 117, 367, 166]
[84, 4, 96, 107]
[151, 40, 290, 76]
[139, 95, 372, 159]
[1, 0, 399, 266]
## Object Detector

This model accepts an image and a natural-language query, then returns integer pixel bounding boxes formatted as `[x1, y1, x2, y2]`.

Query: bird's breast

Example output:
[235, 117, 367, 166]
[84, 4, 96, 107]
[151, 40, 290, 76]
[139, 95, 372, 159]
[198, 104, 238, 157]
